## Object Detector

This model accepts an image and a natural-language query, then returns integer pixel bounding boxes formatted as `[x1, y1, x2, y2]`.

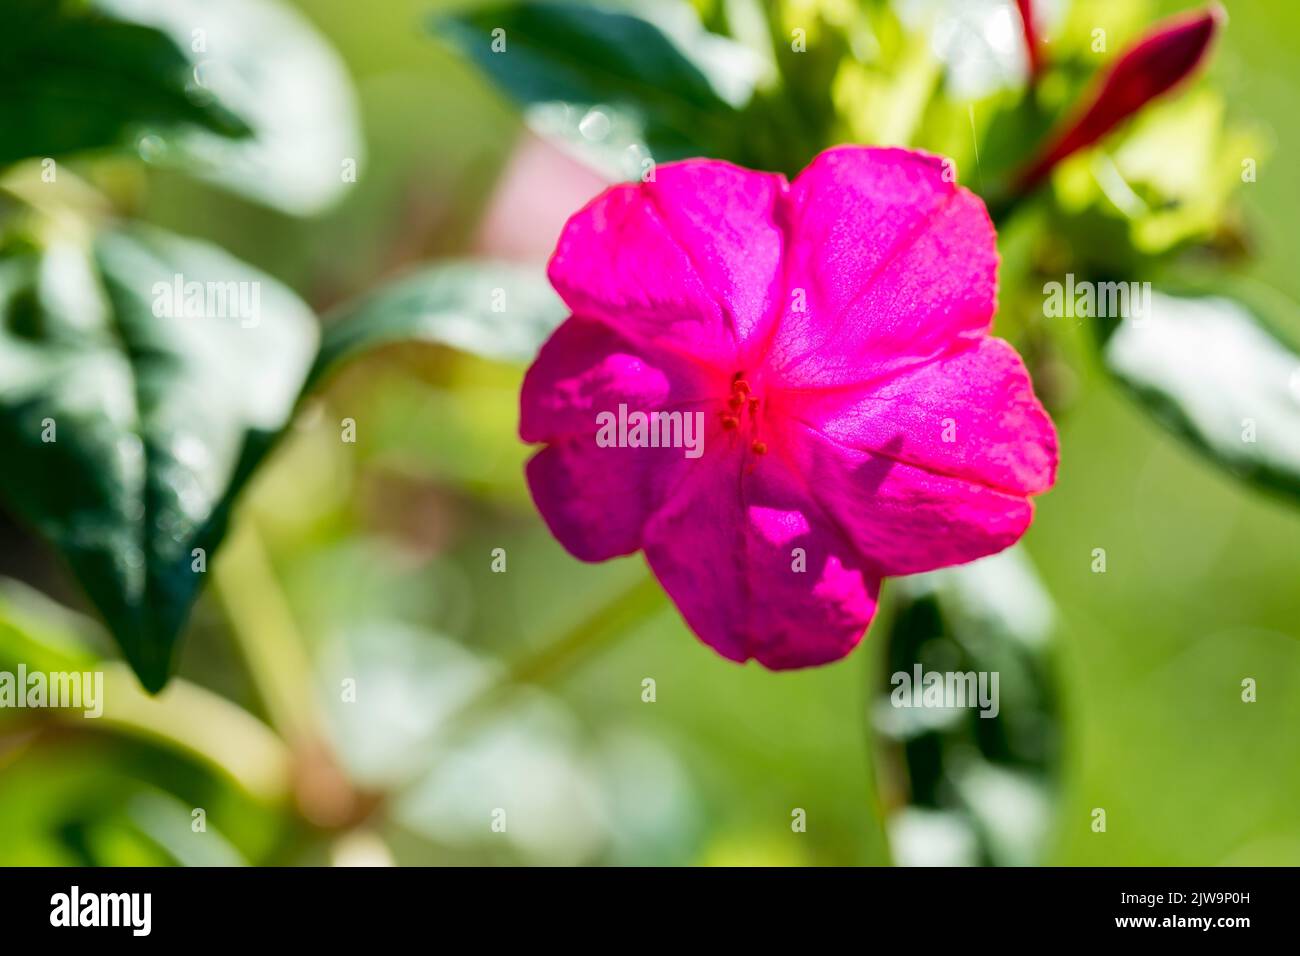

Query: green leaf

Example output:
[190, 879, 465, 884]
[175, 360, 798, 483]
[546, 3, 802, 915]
[1104, 287, 1300, 504]
[1046, 90, 1265, 262]
[433, 1, 757, 173]
[0, 0, 249, 166]
[96, 0, 363, 214]
[0, 225, 318, 691]
[0, 578, 105, 674]
[309, 260, 567, 388]
[127, 790, 248, 866]
[873, 548, 1062, 866]
[0, 0, 360, 215]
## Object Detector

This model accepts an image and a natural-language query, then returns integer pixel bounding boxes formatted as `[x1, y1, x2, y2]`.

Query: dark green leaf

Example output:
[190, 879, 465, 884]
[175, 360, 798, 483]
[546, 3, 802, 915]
[0, 0, 249, 166]
[0, 225, 317, 691]
[0, 0, 360, 215]
[873, 548, 1062, 866]
[433, 1, 755, 171]
[309, 260, 567, 388]
[98, 0, 363, 214]
[1104, 287, 1300, 504]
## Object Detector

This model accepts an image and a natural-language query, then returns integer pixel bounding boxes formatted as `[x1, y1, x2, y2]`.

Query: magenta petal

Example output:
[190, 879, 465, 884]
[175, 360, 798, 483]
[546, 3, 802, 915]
[519, 316, 712, 443]
[642, 455, 880, 668]
[770, 147, 998, 387]
[526, 440, 691, 562]
[791, 337, 1058, 496]
[547, 160, 788, 366]
[778, 423, 1035, 577]
[521, 317, 713, 561]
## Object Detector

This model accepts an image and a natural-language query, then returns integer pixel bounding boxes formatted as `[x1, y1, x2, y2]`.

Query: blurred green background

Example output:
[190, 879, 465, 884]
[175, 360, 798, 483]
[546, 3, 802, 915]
[1, 0, 1297, 866]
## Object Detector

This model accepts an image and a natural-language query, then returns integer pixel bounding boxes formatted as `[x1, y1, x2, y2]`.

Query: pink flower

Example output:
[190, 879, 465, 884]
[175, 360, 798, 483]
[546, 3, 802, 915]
[520, 147, 1058, 669]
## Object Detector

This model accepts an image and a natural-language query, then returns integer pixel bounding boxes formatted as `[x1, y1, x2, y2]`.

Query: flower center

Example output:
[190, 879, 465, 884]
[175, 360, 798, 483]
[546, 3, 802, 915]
[719, 372, 768, 456]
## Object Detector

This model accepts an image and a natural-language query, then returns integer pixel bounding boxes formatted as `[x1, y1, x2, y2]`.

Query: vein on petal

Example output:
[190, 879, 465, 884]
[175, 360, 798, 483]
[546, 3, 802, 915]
[773, 188, 963, 378]
[791, 416, 1031, 500]
[639, 181, 748, 353]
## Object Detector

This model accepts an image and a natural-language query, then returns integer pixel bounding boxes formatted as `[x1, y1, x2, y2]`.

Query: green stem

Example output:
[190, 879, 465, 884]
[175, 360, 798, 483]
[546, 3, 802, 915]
[436, 571, 665, 744]
[211, 520, 321, 745]
[88, 663, 293, 804]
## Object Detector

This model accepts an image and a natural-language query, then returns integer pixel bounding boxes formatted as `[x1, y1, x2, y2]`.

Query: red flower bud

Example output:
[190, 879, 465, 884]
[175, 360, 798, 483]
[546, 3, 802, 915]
[1015, 4, 1223, 193]
[1016, 0, 1044, 79]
